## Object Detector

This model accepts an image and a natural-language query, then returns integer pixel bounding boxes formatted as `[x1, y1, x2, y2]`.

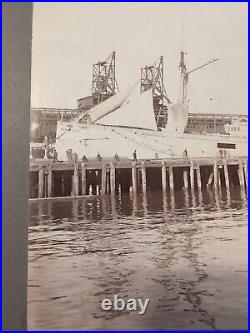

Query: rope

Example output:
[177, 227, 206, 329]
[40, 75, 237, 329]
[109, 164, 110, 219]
[112, 128, 173, 155]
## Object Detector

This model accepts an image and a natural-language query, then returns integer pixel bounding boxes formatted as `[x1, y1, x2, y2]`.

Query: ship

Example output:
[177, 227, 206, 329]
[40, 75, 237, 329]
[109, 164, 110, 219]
[54, 51, 247, 161]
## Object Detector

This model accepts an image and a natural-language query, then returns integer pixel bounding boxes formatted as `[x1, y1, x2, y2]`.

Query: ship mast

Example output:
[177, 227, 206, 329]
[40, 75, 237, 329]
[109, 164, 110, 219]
[179, 51, 219, 104]
[179, 50, 188, 103]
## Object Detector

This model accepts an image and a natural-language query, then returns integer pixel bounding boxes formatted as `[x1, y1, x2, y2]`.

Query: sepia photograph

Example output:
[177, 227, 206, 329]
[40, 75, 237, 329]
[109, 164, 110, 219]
[26, 2, 248, 330]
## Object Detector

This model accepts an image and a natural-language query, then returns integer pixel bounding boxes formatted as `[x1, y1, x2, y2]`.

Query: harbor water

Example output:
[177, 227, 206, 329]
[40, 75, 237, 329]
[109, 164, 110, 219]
[28, 188, 248, 330]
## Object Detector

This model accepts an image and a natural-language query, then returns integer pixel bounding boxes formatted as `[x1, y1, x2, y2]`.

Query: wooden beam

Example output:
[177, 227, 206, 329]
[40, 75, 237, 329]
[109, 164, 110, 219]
[101, 164, 107, 195]
[73, 164, 79, 196]
[38, 167, 44, 198]
[238, 160, 245, 191]
[196, 164, 202, 189]
[47, 166, 52, 198]
[183, 170, 188, 189]
[190, 161, 194, 190]
[161, 161, 167, 192]
[81, 163, 86, 195]
[244, 159, 248, 190]
[110, 162, 116, 194]
[207, 173, 213, 187]
[141, 161, 147, 194]
[132, 162, 137, 194]
[224, 161, 230, 191]
[213, 160, 218, 189]
[169, 165, 174, 191]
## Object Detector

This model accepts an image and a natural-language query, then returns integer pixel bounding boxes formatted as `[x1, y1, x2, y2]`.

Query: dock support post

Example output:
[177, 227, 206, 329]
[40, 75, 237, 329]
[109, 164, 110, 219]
[213, 160, 218, 189]
[196, 164, 202, 189]
[81, 163, 86, 195]
[207, 173, 213, 187]
[162, 161, 167, 193]
[244, 159, 248, 190]
[73, 164, 79, 196]
[101, 164, 107, 195]
[132, 162, 137, 194]
[47, 166, 52, 198]
[38, 166, 44, 198]
[224, 160, 230, 191]
[238, 160, 245, 191]
[190, 161, 194, 191]
[169, 165, 174, 191]
[141, 161, 147, 194]
[110, 162, 116, 194]
[218, 167, 222, 190]
[183, 170, 188, 189]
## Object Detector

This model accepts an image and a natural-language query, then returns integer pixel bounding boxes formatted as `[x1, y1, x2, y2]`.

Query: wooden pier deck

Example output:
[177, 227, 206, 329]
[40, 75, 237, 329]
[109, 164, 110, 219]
[29, 156, 248, 199]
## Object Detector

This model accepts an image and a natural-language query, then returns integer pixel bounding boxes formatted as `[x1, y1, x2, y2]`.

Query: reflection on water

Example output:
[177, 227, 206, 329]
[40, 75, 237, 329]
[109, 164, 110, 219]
[28, 188, 248, 330]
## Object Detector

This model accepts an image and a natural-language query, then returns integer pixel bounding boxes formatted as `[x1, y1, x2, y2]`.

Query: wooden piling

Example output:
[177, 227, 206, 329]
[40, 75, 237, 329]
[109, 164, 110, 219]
[196, 164, 202, 189]
[47, 166, 52, 198]
[81, 163, 86, 195]
[169, 165, 174, 191]
[132, 162, 137, 194]
[213, 160, 218, 189]
[238, 160, 245, 190]
[244, 159, 248, 190]
[141, 161, 147, 194]
[73, 164, 79, 196]
[207, 173, 213, 187]
[223, 160, 230, 191]
[38, 166, 44, 198]
[161, 161, 167, 192]
[101, 164, 107, 195]
[183, 170, 188, 189]
[218, 167, 222, 190]
[110, 162, 116, 194]
[190, 162, 194, 191]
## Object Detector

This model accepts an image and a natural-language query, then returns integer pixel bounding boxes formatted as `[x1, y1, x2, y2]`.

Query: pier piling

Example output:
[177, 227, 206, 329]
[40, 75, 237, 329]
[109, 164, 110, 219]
[73, 164, 79, 196]
[101, 164, 107, 195]
[183, 170, 188, 189]
[162, 161, 167, 192]
[110, 162, 116, 194]
[169, 165, 174, 191]
[190, 162, 195, 191]
[244, 159, 248, 190]
[141, 161, 147, 194]
[224, 160, 230, 191]
[213, 160, 218, 189]
[196, 164, 202, 189]
[81, 163, 86, 195]
[47, 166, 52, 198]
[38, 166, 44, 198]
[132, 162, 137, 194]
[238, 161, 245, 191]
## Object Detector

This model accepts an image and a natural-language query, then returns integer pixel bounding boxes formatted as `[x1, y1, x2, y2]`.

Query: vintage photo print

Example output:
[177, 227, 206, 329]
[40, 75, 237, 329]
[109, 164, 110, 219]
[28, 3, 248, 330]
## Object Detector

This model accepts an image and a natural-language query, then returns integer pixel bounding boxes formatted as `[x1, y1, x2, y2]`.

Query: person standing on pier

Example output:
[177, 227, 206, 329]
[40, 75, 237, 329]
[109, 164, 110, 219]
[114, 153, 120, 161]
[53, 149, 59, 163]
[82, 155, 88, 162]
[183, 148, 188, 158]
[97, 153, 103, 161]
[133, 150, 137, 162]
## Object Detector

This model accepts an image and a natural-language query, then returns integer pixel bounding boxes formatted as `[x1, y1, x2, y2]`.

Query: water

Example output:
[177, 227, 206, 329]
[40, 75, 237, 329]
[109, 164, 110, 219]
[28, 188, 248, 330]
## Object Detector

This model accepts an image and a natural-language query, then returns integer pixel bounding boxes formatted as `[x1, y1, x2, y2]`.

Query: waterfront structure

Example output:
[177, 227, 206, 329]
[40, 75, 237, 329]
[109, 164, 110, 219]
[29, 156, 247, 199]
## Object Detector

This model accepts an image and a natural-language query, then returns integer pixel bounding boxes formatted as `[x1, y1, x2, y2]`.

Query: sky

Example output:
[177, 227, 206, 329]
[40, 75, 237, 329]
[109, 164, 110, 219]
[31, 2, 248, 115]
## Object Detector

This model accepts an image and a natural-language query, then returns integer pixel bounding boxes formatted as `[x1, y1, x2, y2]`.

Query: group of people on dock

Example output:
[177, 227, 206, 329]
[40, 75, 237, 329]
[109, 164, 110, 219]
[52, 148, 190, 163]
[59, 149, 137, 163]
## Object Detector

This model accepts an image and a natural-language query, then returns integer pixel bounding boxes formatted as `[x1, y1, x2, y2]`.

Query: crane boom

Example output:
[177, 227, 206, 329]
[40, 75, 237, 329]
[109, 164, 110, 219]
[186, 58, 219, 76]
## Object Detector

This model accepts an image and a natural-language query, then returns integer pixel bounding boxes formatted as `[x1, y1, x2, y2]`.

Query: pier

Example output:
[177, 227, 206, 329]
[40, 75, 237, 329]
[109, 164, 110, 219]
[29, 156, 248, 199]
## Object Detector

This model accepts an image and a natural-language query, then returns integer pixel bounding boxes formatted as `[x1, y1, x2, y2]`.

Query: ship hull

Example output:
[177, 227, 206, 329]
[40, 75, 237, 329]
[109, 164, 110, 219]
[55, 122, 247, 161]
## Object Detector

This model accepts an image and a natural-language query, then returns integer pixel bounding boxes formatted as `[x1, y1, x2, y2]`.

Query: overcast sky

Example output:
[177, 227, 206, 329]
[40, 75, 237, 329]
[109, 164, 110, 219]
[31, 2, 247, 115]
